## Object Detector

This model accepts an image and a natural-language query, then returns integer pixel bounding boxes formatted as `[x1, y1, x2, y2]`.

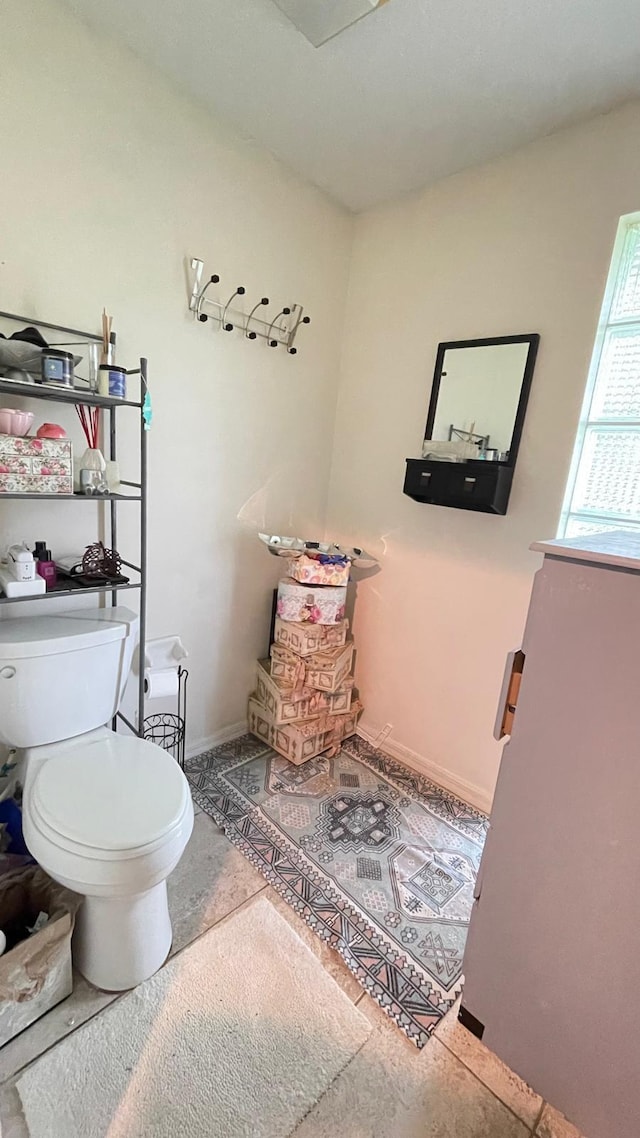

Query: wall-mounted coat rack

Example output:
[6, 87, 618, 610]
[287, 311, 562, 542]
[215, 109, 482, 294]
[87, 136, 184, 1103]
[188, 257, 310, 355]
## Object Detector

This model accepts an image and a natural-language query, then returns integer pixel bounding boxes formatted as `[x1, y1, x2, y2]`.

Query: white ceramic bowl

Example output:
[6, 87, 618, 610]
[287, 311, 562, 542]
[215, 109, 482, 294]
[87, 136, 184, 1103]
[0, 408, 35, 436]
[10, 410, 34, 436]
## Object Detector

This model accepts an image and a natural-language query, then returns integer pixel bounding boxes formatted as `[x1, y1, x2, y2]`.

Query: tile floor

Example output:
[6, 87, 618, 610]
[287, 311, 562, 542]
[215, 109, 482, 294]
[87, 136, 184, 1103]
[0, 804, 587, 1138]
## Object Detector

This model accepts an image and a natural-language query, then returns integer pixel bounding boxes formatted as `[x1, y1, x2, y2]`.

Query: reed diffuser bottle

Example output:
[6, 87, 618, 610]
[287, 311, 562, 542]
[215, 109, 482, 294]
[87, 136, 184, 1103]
[76, 404, 107, 495]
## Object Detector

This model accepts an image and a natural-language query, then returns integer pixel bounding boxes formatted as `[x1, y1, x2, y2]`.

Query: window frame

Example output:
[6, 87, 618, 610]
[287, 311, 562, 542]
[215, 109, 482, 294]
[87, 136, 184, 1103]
[558, 211, 640, 537]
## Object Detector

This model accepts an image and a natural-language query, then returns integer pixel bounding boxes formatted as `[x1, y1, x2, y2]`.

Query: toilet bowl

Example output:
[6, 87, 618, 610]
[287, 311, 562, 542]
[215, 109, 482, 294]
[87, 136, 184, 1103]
[0, 606, 194, 991]
[23, 729, 194, 991]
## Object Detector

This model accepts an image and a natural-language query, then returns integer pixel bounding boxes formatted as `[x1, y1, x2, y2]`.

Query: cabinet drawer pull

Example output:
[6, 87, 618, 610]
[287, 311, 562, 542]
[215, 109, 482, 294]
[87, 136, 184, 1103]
[494, 650, 525, 740]
[464, 476, 476, 484]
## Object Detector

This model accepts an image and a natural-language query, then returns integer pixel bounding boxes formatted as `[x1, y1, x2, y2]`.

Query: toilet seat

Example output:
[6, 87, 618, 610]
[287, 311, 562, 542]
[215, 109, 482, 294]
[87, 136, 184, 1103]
[29, 796, 190, 863]
[24, 732, 194, 907]
[29, 733, 189, 860]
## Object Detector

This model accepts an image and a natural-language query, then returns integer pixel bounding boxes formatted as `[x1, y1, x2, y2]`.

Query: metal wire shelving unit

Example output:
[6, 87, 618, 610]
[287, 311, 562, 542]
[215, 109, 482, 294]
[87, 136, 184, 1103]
[0, 309, 148, 736]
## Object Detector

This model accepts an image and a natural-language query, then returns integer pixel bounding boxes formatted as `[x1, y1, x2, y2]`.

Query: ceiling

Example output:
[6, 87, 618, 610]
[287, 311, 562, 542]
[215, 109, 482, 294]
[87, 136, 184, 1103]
[64, 0, 640, 212]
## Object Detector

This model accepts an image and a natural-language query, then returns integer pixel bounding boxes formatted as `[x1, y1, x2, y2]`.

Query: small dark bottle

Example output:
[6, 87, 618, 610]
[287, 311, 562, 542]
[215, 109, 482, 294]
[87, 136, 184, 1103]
[33, 543, 57, 589]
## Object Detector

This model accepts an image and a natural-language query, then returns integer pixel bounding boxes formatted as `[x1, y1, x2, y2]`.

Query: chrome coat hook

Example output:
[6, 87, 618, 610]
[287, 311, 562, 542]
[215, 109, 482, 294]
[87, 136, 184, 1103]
[246, 297, 269, 339]
[196, 274, 220, 322]
[188, 256, 310, 355]
[222, 286, 245, 331]
[286, 311, 312, 350]
[268, 308, 291, 347]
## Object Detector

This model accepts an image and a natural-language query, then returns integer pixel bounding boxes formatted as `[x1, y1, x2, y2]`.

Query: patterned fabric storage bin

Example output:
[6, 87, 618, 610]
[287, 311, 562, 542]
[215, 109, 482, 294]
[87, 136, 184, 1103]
[0, 436, 73, 495]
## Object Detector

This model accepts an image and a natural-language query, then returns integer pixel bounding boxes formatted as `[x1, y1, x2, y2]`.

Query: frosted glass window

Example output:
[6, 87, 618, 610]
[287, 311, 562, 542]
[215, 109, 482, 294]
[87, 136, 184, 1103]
[559, 215, 640, 536]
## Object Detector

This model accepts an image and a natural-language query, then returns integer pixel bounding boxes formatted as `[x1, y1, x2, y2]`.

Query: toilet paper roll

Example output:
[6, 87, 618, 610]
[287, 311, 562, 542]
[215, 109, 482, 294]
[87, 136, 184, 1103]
[144, 667, 179, 699]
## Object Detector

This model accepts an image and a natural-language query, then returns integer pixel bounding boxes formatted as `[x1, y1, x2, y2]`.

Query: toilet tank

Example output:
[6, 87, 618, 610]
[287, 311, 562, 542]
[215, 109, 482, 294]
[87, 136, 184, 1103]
[0, 607, 139, 748]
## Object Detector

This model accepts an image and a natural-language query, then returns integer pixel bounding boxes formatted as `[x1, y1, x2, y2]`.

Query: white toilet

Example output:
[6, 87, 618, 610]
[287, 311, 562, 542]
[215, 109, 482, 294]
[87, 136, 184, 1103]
[0, 607, 194, 991]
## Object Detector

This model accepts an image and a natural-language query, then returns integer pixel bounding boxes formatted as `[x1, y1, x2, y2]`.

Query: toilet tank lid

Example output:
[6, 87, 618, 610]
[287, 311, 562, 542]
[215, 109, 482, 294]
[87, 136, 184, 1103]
[0, 612, 129, 659]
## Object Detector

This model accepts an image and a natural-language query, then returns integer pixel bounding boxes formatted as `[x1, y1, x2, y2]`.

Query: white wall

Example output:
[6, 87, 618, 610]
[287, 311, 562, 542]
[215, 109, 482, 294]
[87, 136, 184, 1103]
[327, 101, 640, 809]
[0, 0, 353, 752]
[4, 1, 640, 807]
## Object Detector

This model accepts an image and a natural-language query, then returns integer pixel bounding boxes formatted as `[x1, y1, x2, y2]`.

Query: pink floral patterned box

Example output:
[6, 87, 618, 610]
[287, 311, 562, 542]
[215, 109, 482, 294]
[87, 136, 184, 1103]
[0, 437, 73, 495]
[276, 577, 346, 625]
[287, 553, 350, 588]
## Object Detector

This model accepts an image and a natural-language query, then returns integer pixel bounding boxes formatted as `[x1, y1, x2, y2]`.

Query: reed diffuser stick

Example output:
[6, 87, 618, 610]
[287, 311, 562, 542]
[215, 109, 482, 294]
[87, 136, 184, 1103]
[76, 404, 100, 449]
[101, 309, 113, 366]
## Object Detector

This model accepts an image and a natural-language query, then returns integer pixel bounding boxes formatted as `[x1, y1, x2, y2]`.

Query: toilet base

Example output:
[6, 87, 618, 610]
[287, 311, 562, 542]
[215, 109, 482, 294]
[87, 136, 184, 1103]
[73, 882, 173, 991]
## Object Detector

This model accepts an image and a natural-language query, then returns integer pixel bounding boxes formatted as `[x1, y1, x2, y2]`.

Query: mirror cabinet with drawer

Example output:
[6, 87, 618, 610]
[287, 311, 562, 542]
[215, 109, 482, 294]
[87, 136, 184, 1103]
[404, 333, 539, 514]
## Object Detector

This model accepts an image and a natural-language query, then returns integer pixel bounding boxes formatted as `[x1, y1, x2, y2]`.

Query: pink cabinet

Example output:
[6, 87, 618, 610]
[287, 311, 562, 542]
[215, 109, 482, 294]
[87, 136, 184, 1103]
[460, 531, 640, 1138]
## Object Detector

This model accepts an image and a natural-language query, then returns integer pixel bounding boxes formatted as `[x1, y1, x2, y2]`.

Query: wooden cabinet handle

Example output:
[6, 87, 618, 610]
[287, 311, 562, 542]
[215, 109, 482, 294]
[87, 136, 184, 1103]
[494, 649, 525, 740]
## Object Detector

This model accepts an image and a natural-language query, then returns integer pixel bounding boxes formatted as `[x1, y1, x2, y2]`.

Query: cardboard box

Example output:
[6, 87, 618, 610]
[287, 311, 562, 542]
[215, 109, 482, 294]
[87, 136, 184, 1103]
[270, 644, 306, 688]
[277, 578, 347, 625]
[287, 553, 350, 588]
[273, 615, 349, 658]
[248, 696, 362, 765]
[256, 659, 353, 724]
[0, 436, 73, 495]
[0, 867, 80, 1046]
[325, 683, 354, 715]
[270, 640, 355, 694]
[305, 642, 355, 693]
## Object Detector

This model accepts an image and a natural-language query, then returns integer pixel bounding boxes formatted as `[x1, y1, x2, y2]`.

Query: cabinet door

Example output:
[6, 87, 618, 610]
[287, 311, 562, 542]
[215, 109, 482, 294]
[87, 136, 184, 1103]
[460, 555, 640, 1138]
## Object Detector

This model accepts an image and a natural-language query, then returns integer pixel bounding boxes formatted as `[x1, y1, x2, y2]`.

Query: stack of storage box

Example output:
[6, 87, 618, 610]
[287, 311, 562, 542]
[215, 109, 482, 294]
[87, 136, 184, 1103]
[248, 553, 362, 765]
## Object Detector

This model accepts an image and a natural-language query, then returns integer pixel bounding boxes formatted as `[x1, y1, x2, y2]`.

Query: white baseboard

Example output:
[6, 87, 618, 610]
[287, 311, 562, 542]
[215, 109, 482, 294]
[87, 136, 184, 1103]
[184, 718, 492, 814]
[186, 719, 248, 760]
[356, 725, 492, 814]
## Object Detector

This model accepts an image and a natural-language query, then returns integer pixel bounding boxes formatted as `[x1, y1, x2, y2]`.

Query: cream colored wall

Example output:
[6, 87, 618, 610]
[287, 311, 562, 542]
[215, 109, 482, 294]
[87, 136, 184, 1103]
[4, 1, 640, 803]
[327, 101, 640, 808]
[0, 0, 353, 752]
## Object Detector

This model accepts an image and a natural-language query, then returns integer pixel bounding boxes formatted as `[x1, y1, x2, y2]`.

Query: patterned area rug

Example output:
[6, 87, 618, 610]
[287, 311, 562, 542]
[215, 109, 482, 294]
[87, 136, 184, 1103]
[186, 734, 487, 1048]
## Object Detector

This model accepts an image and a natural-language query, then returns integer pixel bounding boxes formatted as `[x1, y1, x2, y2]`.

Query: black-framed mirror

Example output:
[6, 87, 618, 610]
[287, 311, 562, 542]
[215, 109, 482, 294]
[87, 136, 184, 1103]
[424, 334, 539, 465]
[404, 333, 540, 515]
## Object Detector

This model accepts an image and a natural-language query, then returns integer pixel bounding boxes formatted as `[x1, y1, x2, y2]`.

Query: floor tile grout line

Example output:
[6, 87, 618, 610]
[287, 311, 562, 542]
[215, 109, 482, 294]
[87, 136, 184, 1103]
[353, 987, 539, 1132]
[435, 1034, 540, 1132]
[2, 876, 270, 1089]
[286, 1030, 374, 1137]
[2, 994, 123, 1093]
[262, 886, 364, 1006]
[532, 1099, 546, 1133]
